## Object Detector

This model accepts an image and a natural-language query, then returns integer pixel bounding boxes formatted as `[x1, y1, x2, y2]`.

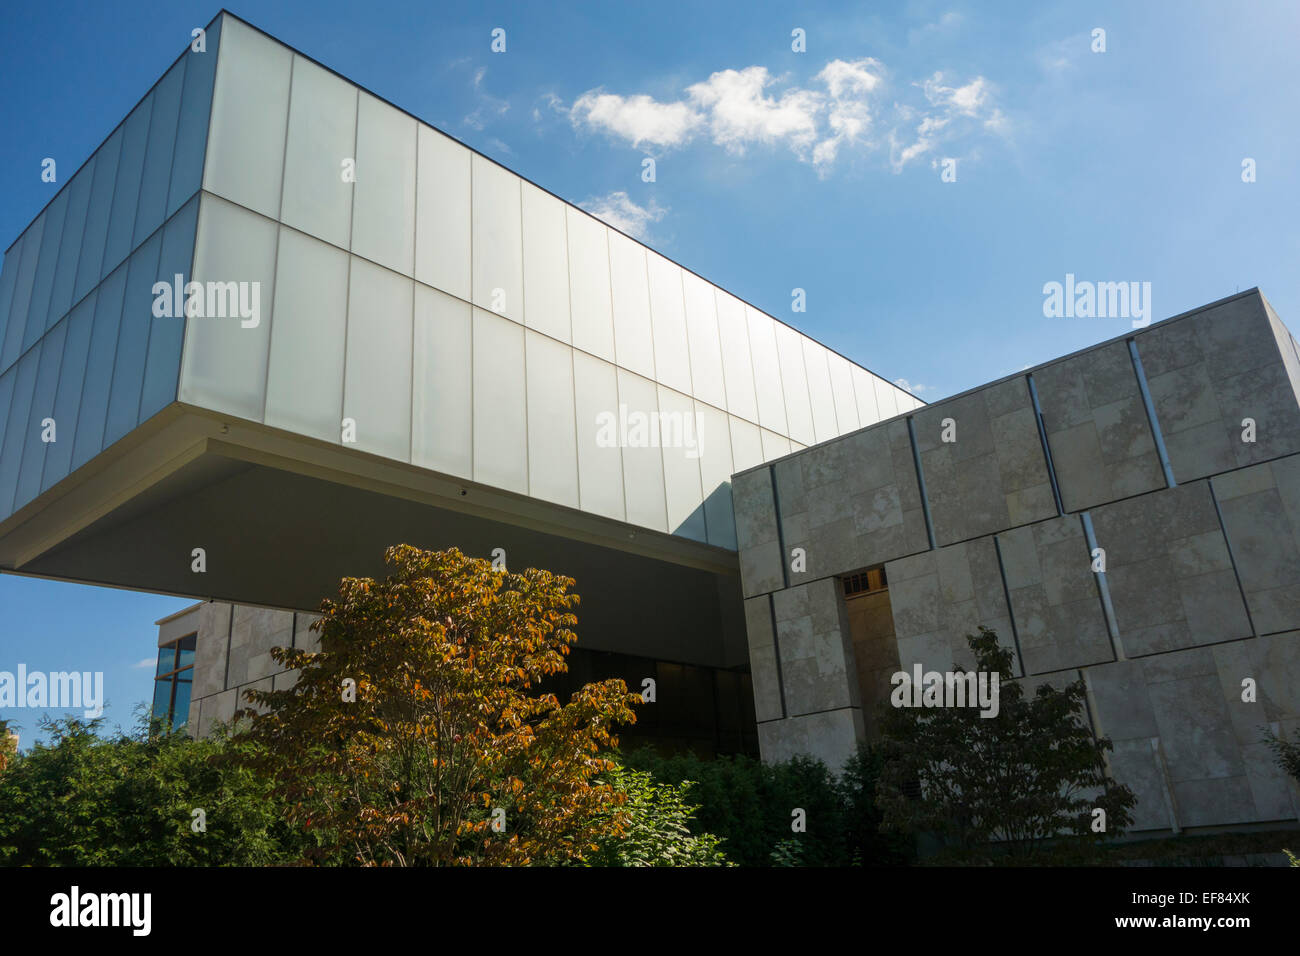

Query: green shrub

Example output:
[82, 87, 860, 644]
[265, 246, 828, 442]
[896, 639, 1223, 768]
[0, 713, 304, 866]
[623, 745, 912, 866]
[581, 765, 731, 866]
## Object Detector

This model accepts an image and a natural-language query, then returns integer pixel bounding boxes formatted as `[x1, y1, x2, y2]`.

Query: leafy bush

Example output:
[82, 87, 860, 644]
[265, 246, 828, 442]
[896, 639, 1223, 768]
[1264, 729, 1300, 784]
[581, 765, 730, 866]
[623, 745, 912, 866]
[877, 627, 1136, 862]
[0, 714, 302, 866]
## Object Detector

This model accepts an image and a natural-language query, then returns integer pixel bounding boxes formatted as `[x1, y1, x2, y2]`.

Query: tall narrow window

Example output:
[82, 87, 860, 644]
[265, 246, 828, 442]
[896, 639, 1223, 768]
[152, 633, 196, 729]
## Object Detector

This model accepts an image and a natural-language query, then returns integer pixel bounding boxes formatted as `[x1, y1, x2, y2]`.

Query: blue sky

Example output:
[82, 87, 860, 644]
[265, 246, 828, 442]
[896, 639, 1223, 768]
[1, 0, 1297, 742]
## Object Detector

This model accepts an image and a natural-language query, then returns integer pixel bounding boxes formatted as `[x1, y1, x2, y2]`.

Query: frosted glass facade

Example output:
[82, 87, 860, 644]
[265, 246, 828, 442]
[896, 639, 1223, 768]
[0, 22, 216, 524]
[0, 10, 921, 548]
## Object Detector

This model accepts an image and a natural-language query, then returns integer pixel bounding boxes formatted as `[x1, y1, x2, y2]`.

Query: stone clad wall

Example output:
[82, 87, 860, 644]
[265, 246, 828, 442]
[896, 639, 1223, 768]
[733, 289, 1300, 832]
[188, 602, 320, 737]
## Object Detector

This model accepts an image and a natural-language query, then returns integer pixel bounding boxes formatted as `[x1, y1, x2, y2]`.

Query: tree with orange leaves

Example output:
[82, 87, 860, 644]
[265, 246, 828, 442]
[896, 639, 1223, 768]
[239, 544, 640, 866]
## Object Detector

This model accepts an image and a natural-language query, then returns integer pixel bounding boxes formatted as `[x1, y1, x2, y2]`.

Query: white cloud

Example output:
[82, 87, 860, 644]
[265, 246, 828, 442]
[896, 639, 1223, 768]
[463, 66, 510, 131]
[1037, 34, 1086, 75]
[813, 58, 884, 167]
[566, 56, 1002, 175]
[578, 191, 667, 240]
[887, 71, 1003, 171]
[893, 378, 931, 394]
[132, 657, 156, 670]
[923, 72, 988, 116]
[686, 67, 821, 158]
[570, 91, 703, 149]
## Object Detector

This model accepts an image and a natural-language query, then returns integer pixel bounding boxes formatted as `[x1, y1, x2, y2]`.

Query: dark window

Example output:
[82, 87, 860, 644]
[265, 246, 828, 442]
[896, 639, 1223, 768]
[152, 633, 197, 729]
[843, 566, 888, 598]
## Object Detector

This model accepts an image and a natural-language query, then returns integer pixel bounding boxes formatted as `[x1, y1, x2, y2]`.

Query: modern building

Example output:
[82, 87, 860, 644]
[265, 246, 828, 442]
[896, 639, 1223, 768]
[0, 11, 917, 757]
[734, 289, 1300, 831]
[4, 11, 1298, 834]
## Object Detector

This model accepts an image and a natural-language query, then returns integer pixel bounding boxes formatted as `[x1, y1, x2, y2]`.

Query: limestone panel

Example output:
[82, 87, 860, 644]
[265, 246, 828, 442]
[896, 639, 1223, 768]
[192, 601, 231, 699]
[743, 595, 784, 723]
[887, 537, 1018, 677]
[1035, 341, 1165, 511]
[226, 605, 295, 687]
[757, 707, 864, 772]
[771, 578, 860, 717]
[1107, 737, 1176, 831]
[1139, 292, 1300, 482]
[913, 378, 1056, 545]
[734, 467, 783, 597]
[998, 515, 1113, 674]
[196, 687, 237, 738]
[1090, 482, 1251, 655]
[774, 418, 929, 583]
[1213, 457, 1300, 635]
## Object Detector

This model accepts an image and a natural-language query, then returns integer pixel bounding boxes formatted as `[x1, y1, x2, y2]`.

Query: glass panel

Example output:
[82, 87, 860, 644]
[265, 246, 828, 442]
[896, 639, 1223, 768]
[73, 127, 123, 304]
[167, 20, 222, 217]
[647, 253, 691, 395]
[0, 347, 41, 518]
[133, 58, 185, 246]
[179, 196, 278, 422]
[175, 643, 195, 670]
[415, 126, 471, 298]
[472, 308, 526, 492]
[566, 208, 614, 361]
[728, 415, 763, 473]
[873, 374, 899, 420]
[617, 368, 667, 532]
[0, 371, 15, 494]
[694, 401, 735, 549]
[45, 161, 94, 336]
[745, 306, 787, 434]
[343, 257, 412, 460]
[71, 264, 126, 469]
[102, 94, 153, 277]
[13, 321, 66, 510]
[103, 231, 162, 447]
[264, 228, 348, 443]
[572, 351, 624, 521]
[852, 365, 881, 427]
[716, 291, 758, 423]
[151, 678, 173, 721]
[681, 271, 725, 410]
[608, 231, 654, 380]
[525, 330, 578, 507]
[23, 191, 69, 349]
[171, 677, 192, 728]
[140, 197, 200, 421]
[1, 217, 44, 371]
[203, 16, 291, 219]
[351, 93, 416, 275]
[411, 283, 471, 478]
[0, 236, 24, 365]
[760, 428, 791, 462]
[774, 323, 814, 444]
[827, 352, 860, 434]
[471, 155, 522, 322]
[802, 339, 839, 442]
[521, 182, 570, 343]
[47, 294, 97, 490]
[156, 644, 178, 676]
[658, 385, 706, 542]
[281, 54, 357, 249]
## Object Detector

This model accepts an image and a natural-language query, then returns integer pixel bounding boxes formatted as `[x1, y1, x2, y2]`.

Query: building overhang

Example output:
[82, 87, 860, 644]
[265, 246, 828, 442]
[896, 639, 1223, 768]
[0, 404, 747, 666]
